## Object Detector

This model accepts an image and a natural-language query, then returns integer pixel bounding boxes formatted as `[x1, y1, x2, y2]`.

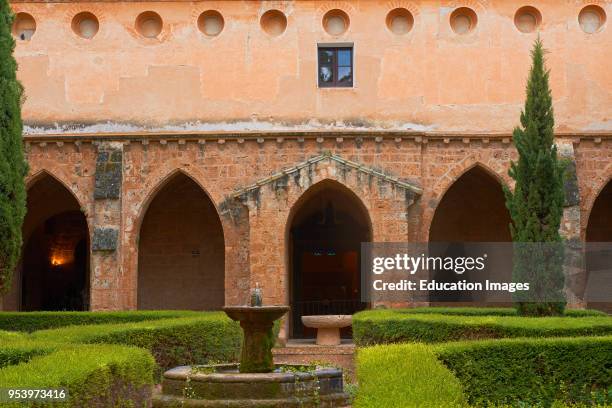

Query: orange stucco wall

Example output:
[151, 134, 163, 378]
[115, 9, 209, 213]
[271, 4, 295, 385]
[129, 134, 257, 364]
[10, 0, 612, 133]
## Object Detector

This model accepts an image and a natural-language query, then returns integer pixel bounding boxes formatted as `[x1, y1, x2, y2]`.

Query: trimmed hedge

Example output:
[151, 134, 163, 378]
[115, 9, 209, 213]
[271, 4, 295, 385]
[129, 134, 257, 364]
[353, 309, 612, 345]
[437, 337, 612, 407]
[390, 307, 606, 317]
[355, 337, 612, 408]
[0, 310, 200, 332]
[354, 343, 466, 408]
[31, 313, 242, 372]
[0, 345, 155, 407]
[0, 343, 55, 369]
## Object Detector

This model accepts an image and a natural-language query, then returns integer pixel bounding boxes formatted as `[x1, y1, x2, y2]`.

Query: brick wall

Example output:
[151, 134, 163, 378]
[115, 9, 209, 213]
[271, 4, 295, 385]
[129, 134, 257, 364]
[2, 134, 610, 315]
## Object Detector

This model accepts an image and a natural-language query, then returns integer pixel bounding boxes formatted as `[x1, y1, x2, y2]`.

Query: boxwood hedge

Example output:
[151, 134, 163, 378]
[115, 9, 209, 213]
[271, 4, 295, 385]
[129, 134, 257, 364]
[0, 345, 155, 407]
[355, 337, 612, 408]
[0, 310, 200, 332]
[355, 343, 466, 408]
[388, 307, 606, 317]
[31, 313, 242, 372]
[438, 337, 612, 407]
[353, 309, 612, 345]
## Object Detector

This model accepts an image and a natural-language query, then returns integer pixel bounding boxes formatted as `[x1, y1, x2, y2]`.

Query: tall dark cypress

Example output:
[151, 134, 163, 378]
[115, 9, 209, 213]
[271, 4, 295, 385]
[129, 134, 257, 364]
[0, 0, 27, 294]
[504, 38, 566, 316]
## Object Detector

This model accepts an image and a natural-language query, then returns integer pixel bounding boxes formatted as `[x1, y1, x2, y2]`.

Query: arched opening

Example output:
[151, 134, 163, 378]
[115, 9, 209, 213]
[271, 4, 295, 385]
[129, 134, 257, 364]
[6, 173, 90, 311]
[288, 180, 371, 339]
[137, 172, 224, 310]
[429, 166, 512, 303]
[586, 180, 612, 313]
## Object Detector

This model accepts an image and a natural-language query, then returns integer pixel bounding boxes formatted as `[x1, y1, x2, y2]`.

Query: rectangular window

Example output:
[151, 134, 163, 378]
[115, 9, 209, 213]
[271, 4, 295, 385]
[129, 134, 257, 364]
[318, 46, 353, 88]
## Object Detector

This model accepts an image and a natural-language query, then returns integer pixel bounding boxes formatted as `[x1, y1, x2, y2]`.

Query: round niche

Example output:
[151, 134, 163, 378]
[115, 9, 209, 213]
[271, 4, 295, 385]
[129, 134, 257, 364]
[323, 9, 350, 36]
[386, 8, 414, 35]
[578, 5, 606, 34]
[514, 6, 542, 33]
[136, 11, 163, 39]
[260, 10, 287, 37]
[450, 7, 478, 35]
[198, 10, 224, 37]
[71, 12, 99, 39]
[13, 13, 36, 41]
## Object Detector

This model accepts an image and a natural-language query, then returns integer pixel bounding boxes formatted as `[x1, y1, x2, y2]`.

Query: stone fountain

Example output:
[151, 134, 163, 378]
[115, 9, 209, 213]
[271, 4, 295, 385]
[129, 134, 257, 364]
[153, 287, 349, 407]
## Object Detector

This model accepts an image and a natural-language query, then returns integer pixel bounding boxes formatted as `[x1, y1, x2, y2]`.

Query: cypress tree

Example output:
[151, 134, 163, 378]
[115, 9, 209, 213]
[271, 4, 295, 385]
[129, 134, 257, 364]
[504, 38, 566, 316]
[0, 0, 28, 294]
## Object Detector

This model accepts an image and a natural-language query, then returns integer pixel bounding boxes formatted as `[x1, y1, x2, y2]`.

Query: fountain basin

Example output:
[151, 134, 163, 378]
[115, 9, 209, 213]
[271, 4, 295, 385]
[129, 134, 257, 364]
[152, 363, 350, 407]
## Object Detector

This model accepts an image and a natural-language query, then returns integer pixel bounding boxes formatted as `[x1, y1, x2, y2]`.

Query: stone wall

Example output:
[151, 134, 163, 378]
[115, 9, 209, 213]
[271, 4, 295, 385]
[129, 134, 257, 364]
[2, 134, 610, 313]
[9, 0, 612, 134]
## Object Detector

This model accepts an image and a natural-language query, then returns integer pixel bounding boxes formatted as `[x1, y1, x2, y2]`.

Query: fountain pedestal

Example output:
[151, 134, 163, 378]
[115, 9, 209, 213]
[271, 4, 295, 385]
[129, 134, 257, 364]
[152, 305, 350, 407]
[223, 306, 289, 373]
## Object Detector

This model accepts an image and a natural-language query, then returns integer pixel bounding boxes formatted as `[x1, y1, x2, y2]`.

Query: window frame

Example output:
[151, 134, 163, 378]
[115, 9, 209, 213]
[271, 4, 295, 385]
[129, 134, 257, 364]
[317, 45, 354, 88]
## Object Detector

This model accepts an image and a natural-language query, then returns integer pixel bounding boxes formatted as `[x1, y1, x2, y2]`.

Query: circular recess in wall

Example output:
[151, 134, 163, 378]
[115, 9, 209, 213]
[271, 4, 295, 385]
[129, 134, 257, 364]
[514, 6, 541, 33]
[71, 12, 99, 39]
[323, 9, 350, 36]
[12, 12, 36, 41]
[386, 8, 414, 35]
[136, 11, 163, 38]
[579, 5, 606, 34]
[198, 10, 224, 37]
[450, 7, 477, 35]
[260, 10, 287, 37]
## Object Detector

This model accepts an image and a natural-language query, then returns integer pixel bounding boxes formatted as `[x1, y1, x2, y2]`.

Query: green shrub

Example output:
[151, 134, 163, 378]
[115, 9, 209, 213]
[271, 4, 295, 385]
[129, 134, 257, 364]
[354, 343, 466, 408]
[0, 310, 199, 332]
[437, 337, 612, 407]
[353, 310, 612, 345]
[0, 343, 55, 369]
[390, 307, 606, 317]
[0, 344, 155, 407]
[355, 337, 612, 408]
[31, 313, 242, 372]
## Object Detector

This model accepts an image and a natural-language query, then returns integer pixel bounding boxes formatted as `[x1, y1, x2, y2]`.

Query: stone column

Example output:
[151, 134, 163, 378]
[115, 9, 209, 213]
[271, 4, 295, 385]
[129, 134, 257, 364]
[557, 139, 587, 309]
[89, 142, 124, 310]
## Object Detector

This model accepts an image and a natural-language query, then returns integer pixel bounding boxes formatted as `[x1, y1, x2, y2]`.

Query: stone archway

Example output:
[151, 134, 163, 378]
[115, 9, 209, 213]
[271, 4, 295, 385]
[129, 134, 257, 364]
[428, 166, 512, 304]
[137, 172, 225, 310]
[585, 179, 612, 313]
[287, 180, 372, 338]
[6, 172, 91, 311]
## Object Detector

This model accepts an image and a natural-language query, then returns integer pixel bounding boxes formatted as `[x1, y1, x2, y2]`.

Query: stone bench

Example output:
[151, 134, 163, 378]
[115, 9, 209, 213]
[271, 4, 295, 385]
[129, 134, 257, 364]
[301, 315, 352, 346]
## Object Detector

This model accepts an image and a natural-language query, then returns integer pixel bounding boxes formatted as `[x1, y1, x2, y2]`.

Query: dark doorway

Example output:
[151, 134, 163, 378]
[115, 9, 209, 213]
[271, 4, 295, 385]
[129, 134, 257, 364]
[138, 172, 224, 310]
[428, 166, 512, 304]
[586, 180, 612, 313]
[18, 174, 90, 311]
[288, 181, 371, 338]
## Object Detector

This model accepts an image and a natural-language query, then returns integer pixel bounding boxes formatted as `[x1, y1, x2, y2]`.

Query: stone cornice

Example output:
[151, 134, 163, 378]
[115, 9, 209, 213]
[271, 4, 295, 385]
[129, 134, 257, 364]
[21, 129, 612, 144]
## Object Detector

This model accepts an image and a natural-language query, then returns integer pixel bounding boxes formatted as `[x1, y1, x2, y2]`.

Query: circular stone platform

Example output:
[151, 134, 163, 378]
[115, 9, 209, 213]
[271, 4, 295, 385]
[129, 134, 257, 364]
[152, 363, 350, 407]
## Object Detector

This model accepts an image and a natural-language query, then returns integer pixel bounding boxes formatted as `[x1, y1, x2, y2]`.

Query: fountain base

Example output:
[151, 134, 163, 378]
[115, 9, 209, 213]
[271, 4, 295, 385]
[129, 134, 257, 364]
[152, 363, 350, 408]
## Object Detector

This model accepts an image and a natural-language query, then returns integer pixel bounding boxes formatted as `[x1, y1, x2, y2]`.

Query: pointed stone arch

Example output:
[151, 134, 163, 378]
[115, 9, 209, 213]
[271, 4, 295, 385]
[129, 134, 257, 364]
[584, 176, 612, 313]
[4, 170, 91, 311]
[136, 170, 225, 310]
[286, 179, 373, 338]
[429, 164, 511, 242]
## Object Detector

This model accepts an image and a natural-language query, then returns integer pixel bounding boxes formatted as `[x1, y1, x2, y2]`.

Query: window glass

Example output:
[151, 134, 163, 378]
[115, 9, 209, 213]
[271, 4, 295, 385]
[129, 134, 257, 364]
[318, 46, 353, 88]
[319, 66, 334, 83]
[337, 49, 351, 66]
[338, 66, 352, 84]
